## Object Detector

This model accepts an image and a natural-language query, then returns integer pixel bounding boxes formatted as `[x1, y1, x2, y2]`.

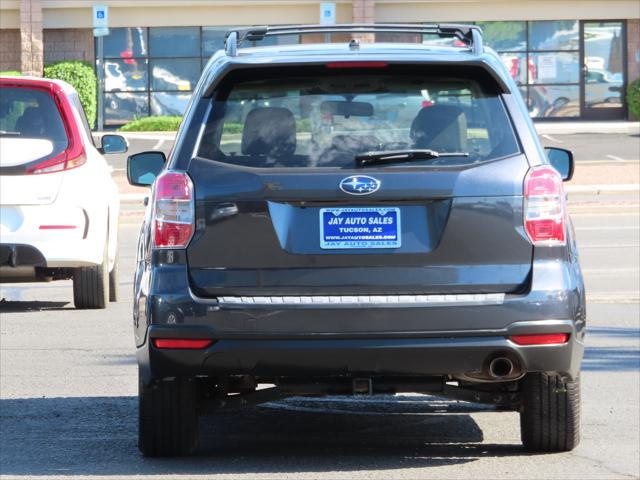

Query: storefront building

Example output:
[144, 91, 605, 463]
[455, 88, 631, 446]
[1, 0, 638, 126]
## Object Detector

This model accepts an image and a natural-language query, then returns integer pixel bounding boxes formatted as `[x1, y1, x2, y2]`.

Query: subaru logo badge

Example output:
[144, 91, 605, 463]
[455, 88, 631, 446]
[339, 176, 381, 195]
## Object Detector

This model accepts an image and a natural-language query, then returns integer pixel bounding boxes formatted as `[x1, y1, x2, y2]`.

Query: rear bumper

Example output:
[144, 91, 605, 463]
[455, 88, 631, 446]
[135, 248, 586, 385]
[137, 319, 584, 383]
[0, 203, 102, 268]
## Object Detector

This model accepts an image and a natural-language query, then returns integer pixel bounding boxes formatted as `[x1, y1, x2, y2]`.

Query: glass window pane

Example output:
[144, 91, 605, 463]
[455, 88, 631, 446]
[149, 27, 200, 57]
[151, 92, 191, 116]
[477, 21, 526, 51]
[104, 27, 147, 58]
[499, 53, 528, 85]
[202, 27, 229, 56]
[584, 22, 624, 109]
[529, 85, 579, 118]
[258, 34, 300, 47]
[150, 58, 200, 91]
[104, 93, 149, 126]
[529, 20, 579, 51]
[529, 52, 579, 84]
[104, 58, 148, 91]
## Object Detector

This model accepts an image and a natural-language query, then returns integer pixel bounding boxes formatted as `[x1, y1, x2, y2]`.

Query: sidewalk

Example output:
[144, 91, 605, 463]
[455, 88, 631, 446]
[534, 121, 639, 135]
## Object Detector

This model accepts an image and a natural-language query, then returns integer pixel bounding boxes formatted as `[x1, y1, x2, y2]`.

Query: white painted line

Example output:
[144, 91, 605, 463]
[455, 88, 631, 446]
[119, 193, 147, 202]
[587, 292, 640, 303]
[542, 134, 563, 143]
[575, 225, 639, 231]
[578, 159, 639, 164]
[565, 184, 640, 193]
[582, 267, 639, 275]
[116, 132, 176, 140]
[152, 139, 165, 150]
[571, 211, 640, 217]
[579, 243, 640, 248]
[606, 154, 626, 162]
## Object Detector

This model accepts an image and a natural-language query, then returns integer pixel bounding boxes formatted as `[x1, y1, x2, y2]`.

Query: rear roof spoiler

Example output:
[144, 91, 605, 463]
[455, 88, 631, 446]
[224, 23, 484, 57]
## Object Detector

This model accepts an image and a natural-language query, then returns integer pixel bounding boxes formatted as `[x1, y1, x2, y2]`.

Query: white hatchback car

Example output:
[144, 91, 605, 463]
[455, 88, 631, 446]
[0, 76, 126, 309]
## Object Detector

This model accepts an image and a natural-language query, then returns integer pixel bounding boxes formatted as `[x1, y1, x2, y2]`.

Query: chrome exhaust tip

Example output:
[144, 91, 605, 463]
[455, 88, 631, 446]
[489, 357, 515, 378]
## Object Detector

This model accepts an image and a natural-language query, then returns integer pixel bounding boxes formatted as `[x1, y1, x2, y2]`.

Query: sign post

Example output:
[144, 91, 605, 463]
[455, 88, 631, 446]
[320, 2, 336, 43]
[93, 4, 109, 131]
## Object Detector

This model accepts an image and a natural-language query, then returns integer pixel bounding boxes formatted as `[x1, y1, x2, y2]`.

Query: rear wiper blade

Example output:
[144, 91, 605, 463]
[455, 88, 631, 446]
[355, 149, 469, 167]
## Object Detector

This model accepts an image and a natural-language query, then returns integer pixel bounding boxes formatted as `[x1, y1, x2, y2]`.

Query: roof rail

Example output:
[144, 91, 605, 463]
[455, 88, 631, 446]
[224, 23, 484, 57]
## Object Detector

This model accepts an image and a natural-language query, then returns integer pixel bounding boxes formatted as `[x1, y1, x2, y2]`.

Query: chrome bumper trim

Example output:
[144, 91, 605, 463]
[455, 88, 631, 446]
[216, 293, 505, 307]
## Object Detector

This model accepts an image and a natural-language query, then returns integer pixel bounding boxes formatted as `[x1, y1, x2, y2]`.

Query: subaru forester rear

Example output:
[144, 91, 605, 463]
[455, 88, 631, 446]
[128, 25, 585, 457]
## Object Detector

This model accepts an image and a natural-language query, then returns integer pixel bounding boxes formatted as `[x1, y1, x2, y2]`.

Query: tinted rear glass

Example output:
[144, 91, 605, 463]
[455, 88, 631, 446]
[0, 87, 67, 143]
[198, 66, 520, 168]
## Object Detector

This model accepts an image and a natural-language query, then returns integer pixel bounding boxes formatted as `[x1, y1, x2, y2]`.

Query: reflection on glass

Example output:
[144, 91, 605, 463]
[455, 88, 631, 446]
[104, 59, 148, 91]
[104, 27, 147, 58]
[259, 34, 300, 46]
[150, 58, 200, 91]
[518, 86, 528, 105]
[149, 27, 200, 57]
[499, 53, 528, 85]
[104, 93, 149, 125]
[529, 21, 579, 51]
[584, 22, 624, 109]
[529, 52, 579, 84]
[202, 27, 229, 56]
[529, 85, 579, 118]
[151, 92, 191, 116]
[477, 21, 526, 51]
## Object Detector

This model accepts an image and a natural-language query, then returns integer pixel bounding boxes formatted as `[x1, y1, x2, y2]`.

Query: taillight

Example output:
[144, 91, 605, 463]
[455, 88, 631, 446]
[19, 81, 86, 175]
[509, 333, 570, 346]
[153, 339, 213, 349]
[152, 171, 195, 248]
[524, 165, 566, 245]
[25, 147, 86, 174]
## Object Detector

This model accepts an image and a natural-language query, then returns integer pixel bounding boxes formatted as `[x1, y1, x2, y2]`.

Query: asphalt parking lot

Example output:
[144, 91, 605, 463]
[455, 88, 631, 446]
[1, 132, 639, 479]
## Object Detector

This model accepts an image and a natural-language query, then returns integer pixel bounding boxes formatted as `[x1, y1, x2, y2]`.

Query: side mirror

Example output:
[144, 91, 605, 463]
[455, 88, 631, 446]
[544, 147, 574, 182]
[100, 134, 128, 154]
[127, 151, 166, 187]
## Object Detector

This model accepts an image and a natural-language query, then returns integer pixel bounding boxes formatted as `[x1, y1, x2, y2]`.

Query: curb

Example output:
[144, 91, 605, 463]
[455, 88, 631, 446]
[535, 121, 639, 135]
[565, 184, 640, 194]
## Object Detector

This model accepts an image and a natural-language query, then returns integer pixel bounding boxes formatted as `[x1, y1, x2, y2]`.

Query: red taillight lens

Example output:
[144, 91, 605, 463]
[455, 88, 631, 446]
[25, 148, 86, 174]
[509, 333, 570, 345]
[152, 171, 194, 248]
[524, 166, 566, 245]
[153, 339, 213, 349]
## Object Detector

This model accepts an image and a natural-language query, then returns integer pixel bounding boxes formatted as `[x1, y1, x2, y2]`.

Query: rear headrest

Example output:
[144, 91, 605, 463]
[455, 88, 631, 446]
[241, 107, 296, 158]
[410, 104, 467, 153]
[330, 135, 380, 153]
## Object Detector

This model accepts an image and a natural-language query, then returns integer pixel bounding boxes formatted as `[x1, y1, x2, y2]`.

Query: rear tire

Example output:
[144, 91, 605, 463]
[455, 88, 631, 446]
[138, 373, 199, 457]
[520, 372, 580, 452]
[73, 241, 108, 309]
[108, 247, 119, 302]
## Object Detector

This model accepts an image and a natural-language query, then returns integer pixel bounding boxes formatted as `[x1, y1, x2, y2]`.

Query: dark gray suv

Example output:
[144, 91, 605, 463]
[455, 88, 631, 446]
[128, 24, 584, 457]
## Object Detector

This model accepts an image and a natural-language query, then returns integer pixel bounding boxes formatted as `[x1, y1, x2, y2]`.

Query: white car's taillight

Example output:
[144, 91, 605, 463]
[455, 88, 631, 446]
[524, 165, 566, 246]
[152, 171, 195, 249]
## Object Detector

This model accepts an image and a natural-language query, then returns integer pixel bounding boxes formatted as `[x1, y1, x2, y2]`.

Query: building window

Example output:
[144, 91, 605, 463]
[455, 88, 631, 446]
[100, 25, 303, 125]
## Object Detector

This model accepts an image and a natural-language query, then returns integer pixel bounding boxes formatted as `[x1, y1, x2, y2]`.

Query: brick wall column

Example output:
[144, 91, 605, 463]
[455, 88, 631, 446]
[352, 0, 376, 42]
[20, 0, 43, 76]
[352, 0, 376, 23]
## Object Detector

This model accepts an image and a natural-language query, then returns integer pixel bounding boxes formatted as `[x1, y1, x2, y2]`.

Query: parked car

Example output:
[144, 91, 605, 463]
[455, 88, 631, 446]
[0, 76, 127, 308]
[127, 24, 585, 456]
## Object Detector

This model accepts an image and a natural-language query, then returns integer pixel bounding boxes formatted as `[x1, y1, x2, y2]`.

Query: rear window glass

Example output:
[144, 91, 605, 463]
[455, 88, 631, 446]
[198, 67, 520, 169]
[0, 87, 68, 148]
